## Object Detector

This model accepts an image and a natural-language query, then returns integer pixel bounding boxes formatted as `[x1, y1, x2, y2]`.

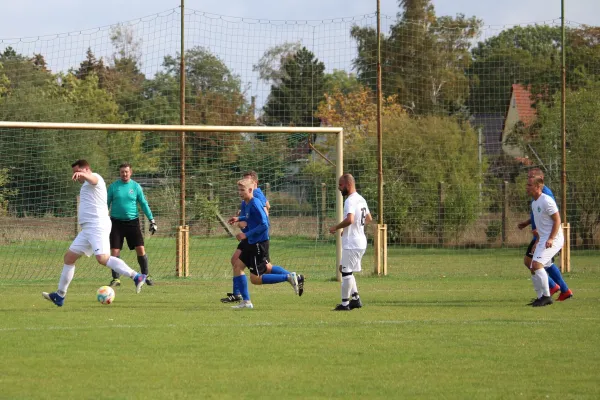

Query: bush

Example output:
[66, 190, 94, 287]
[268, 191, 312, 216]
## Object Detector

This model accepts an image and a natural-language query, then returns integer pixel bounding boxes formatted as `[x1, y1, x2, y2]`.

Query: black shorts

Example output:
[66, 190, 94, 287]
[239, 240, 270, 276]
[110, 218, 144, 250]
[236, 238, 248, 251]
[525, 238, 536, 258]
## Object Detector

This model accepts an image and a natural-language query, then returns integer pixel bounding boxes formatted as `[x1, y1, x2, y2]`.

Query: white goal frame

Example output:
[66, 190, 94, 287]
[0, 121, 344, 278]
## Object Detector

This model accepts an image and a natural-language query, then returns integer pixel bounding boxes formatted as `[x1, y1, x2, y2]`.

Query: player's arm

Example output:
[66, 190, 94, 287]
[73, 170, 98, 185]
[329, 213, 353, 234]
[365, 212, 373, 225]
[546, 212, 562, 248]
[136, 184, 157, 234]
[136, 184, 154, 221]
[238, 202, 268, 241]
[517, 218, 531, 230]
[107, 184, 113, 209]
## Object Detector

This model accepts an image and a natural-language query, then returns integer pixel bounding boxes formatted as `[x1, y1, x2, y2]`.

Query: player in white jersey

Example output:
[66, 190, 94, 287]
[329, 174, 372, 311]
[42, 160, 147, 307]
[526, 175, 564, 307]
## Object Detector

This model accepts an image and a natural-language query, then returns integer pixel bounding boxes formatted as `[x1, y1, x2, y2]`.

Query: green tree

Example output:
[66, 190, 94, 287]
[526, 83, 600, 248]
[262, 47, 325, 127]
[75, 48, 107, 85]
[323, 70, 362, 96]
[351, 0, 481, 115]
[469, 25, 600, 113]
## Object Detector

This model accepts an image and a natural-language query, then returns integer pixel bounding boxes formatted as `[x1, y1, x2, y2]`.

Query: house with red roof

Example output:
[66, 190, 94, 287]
[501, 84, 537, 158]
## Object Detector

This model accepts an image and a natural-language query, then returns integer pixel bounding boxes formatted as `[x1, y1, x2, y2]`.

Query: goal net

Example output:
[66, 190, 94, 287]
[0, 122, 344, 281]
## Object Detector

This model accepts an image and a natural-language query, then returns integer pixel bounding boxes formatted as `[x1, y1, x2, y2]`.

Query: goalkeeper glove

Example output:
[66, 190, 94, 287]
[149, 219, 157, 235]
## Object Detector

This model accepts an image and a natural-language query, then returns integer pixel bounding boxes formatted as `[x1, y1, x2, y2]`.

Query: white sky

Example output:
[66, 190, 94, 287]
[1, 0, 598, 40]
[1, 0, 598, 110]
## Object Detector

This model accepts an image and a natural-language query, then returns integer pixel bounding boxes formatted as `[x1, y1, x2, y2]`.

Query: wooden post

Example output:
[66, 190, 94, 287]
[373, 224, 388, 275]
[206, 183, 214, 237]
[502, 181, 509, 246]
[374, 224, 380, 275]
[560, 223, 571, 273]
[319, 182, 326, 239]
[264, 182, 270, 199]
[438, 181, 444, 246]
[176, 225, 190, 277]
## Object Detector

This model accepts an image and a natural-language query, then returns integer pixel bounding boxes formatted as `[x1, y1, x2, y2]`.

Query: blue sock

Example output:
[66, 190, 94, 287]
[234, 275, 250, 301]
[261, 274, 289, 284]
[546, 264, 569, 292]
[271, 265, 290, 275]
[547, 275, 557, 289]
[232, 277, 241, 296]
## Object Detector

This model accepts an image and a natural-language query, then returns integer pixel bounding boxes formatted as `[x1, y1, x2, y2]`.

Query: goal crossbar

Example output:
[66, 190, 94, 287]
[0, 121, 343, 135]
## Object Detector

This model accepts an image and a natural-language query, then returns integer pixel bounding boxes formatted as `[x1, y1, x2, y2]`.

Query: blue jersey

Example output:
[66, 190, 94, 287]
[531, 185, 555, 233]
[239, 187, 268, 233]
[239, 196, 269, 244]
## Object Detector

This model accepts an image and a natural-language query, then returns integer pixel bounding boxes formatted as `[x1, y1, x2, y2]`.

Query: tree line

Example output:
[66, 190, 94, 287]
[1, 0, 599, 245]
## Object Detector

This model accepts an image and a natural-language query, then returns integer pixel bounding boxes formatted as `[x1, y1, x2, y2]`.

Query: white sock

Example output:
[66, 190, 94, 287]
[57, 264, 75, 296]
[341, 275, 353, 306]
[106, 256, 137, 278]
[535, 268, 550, 297]
[350, 275, 359, 299]
[531, 274, 542, 298]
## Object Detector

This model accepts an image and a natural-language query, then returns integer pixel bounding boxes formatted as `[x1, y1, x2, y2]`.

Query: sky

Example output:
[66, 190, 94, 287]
[1, 0, 599, 40]
[1, 0, 598, 109]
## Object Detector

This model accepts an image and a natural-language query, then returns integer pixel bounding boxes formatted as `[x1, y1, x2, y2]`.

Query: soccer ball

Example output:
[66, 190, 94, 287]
[96, 286, 115, 305]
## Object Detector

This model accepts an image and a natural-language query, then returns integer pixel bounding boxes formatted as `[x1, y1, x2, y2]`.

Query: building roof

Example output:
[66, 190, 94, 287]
[511, 84, 537, 127]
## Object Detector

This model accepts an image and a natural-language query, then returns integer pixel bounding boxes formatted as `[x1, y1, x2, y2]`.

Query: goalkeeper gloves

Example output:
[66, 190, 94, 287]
[149, 219, 157, 235]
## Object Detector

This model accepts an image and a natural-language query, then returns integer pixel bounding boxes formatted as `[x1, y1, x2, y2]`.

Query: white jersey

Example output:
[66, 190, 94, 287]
[342, 192, 370, 250]
[531, 193, 563, 243]
[78, 173, 110, 227]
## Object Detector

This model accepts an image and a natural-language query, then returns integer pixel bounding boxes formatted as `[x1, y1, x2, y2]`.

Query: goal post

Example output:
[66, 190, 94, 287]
[0, 121, 345, 279]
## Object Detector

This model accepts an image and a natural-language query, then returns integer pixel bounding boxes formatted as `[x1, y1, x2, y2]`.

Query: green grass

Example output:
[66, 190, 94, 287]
[1, 249, 600, 399]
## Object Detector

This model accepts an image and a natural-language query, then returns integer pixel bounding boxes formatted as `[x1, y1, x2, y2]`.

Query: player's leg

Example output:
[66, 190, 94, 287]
[545, 262, 573, 300]
[109, 219, 124, 287]
[129, 220, 152, 285]
[231, 258, 252, 309]
[529, 240, 562, 307]
[42, 233, 87, 306]
[525, 239, 558, 293]
[333, 250, 353, 311]
[348, 249, 365, 309]
[93, 226, 146, 293]
[222, 243, 244, 303]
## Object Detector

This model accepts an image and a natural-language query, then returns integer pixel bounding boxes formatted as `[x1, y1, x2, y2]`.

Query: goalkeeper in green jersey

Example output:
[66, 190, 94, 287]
[107, 163, 157, 287]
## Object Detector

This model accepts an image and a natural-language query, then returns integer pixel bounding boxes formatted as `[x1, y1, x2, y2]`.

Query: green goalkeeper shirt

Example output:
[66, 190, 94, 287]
[107, 179, 154, 222]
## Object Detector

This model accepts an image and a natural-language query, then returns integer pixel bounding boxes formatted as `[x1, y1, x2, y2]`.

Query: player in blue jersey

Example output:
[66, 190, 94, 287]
[225, 178, 302, 309]
[517, 168, 573, 302]
[106, 163, 157, 287]
[222, 171, 298, 303]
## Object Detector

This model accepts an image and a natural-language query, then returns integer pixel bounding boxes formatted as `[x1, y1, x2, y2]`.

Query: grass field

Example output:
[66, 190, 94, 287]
[1, 247, 599, 399]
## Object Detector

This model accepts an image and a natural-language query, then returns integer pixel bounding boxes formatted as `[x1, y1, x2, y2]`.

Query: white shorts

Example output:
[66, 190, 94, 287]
[531, 235, 564, 268]
[69, 223, 111, 257]
[341, 248, 366, 273]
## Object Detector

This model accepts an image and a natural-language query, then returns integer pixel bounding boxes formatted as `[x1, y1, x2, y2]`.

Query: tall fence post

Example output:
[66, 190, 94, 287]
[438, 181, 444, 246]
[502, 181, 509, 246]
[264, 182, 270, 199]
